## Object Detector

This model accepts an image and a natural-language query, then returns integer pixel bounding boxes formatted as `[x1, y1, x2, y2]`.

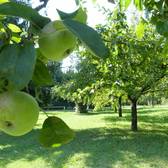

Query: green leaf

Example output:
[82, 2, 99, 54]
[57, 9, 78, 20]
[32, 59, 53, 86]
[75, 0, 80, 5]
[57, 8, 87, 24]
[0, 42, 36, 91]
[120, 0, 131, 10]
[39, 116, 75, 148]
[0, 2, 50, 29]
[11, 33, 21, 43]
[156, 21, 168, 37]
[36, 48, 48, 63]
[0, 45, 18, 78]
[0, 0, 9, 3]
[62, 19, 109, 58]
[0, 0, 8, 20]
[134, 0, 143, 10]
[155, 0, 165, 14]
[136, 20, 145, 39]
[125, 0, 131, 9]
[8, 23, 21, 33]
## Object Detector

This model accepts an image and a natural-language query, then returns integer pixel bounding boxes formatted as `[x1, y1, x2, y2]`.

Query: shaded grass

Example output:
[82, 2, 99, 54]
[0, 106, 168, 168]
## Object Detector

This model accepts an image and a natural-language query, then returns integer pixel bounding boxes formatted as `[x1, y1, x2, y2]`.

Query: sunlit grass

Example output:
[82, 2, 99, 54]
[1, 106, 168, 168]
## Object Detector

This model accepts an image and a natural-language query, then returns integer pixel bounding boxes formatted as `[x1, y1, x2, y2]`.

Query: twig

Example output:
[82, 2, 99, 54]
[40, 107, 49, 117]
[35, 0, 49, 11]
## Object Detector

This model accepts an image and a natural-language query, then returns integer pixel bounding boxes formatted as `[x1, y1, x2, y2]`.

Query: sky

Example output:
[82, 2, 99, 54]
[32, 0, 115, 27]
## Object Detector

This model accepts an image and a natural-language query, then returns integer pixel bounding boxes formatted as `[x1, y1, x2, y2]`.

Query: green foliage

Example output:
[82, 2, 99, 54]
[96, 11, 168, 101]
[119, 0, 131, 10]
[7, 23, 21, 33]
[0, 41, 36, 91]
[136, 19, 145, 39]
[39, 116, 75, 148]
[92, 87, 112, 111]
[0, 2, 50, 29]
[62, 19, 109, 58]
[78, 10, 168, 130]
[32, 59, 53, 87]
[119, 0, 168, 37]
[57, 7, 87, 24]
[52, 55, 98, 107]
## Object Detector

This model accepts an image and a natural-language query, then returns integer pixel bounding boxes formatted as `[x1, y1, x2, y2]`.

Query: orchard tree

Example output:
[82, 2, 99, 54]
[52, 55, 99, 113]
[96, 11, 168, 131]
[106, 0, 168, 38]
[91, 86, 113, 111]
[90, 81, 126, 116]
[0, 1, 108, 147]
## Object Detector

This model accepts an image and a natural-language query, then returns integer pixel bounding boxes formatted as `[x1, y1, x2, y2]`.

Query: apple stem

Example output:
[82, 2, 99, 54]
[40, 108, 49, 117]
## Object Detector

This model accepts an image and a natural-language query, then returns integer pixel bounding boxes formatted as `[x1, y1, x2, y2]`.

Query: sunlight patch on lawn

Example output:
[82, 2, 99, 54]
[6, 158, 52, 168]
[63, 153, 91, 168]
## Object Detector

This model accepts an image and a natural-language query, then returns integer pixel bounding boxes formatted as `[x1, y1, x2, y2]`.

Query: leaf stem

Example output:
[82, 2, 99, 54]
[40, 108, 49, 118]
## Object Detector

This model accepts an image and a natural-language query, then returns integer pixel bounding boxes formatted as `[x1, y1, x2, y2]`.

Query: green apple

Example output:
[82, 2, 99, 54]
[0, 91, 39, 136]
[73, 7, 87, 24]
[38, 20, 76, 61]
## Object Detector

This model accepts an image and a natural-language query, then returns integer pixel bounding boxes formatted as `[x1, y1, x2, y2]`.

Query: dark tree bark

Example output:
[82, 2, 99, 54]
[35, 0, 49, 11]
[151, 93, 155, 107]
[118, 96, 122, 117]
[114, 106, 117, 113]
[130, 98, 138, 131]
[75, 102, 88, 113]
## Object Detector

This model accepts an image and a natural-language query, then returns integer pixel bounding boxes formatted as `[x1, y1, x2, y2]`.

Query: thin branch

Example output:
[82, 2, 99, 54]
[35, 0, 49, 11]
[40, 107, 49, 117]
[142, 88, 168, 94]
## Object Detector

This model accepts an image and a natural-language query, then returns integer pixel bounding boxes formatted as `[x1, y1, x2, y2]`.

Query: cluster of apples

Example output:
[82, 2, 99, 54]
[0, 8, 87, 137]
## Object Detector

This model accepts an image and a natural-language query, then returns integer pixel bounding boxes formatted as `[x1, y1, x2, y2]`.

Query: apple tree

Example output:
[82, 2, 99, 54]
[0, 1, 108, 147]
[113, 0, 168, 38]
[52, 55, 99, 113]
[96, 11, 168, 131]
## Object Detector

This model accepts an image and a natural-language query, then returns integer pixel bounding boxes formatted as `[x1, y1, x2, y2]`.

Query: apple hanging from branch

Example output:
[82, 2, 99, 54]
[38, 7, 87, 61]
[38, 20, 77, 61]
[0, 91, 39, 136]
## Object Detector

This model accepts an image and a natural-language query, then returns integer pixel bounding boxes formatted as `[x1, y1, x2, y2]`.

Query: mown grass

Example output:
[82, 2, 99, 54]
[1, 106, 168, 168]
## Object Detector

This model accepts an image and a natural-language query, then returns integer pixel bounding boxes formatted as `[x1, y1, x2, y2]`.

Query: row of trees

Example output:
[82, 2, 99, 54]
[4, 0, 167, 142]
[51, 9, 168, 131]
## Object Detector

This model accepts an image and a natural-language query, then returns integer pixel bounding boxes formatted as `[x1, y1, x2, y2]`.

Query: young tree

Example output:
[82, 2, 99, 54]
[52, 56, 98, 113]
[97, 11, 168, 131]
[115, 0, 168, 38]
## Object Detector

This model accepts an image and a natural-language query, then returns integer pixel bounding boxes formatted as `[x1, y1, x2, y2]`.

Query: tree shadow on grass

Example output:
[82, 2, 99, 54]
[1, 127, 168, 168]
[103, 107, 168, 126]
[105, 114, 168, 125]
[138, 107, 168, 114]
[76, 111, 115, 116]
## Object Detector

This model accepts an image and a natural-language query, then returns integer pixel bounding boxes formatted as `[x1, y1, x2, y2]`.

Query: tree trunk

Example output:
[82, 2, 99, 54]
[130, 99, 138, 131]
[75, 103, 88, 113]
[151, 93, 154, 107]
[114, 106, 117, 113]
[118, 96, 122, 117]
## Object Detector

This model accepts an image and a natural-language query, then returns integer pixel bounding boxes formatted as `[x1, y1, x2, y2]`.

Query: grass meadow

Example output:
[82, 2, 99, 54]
[1, 106, 168, 168]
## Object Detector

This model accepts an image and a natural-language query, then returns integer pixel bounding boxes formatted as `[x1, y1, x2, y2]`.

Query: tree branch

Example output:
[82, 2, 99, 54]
[35, 0, 49, 11]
